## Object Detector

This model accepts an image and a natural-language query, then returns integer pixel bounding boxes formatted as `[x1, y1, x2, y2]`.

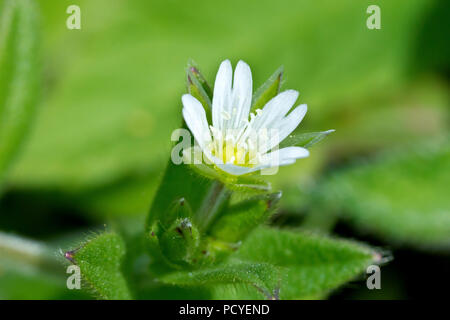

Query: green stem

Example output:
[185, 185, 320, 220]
[195, 181, 229, 231]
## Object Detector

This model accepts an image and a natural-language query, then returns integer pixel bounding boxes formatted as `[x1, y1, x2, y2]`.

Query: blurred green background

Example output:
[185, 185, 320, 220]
[0, 0, 448, 299]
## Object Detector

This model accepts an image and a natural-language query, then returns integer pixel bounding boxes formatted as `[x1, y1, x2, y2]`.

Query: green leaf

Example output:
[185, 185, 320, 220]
[161, 260, 280, 299]
[71, 232, 132, 300]
[187, 59, 213, 100]
[279, 130, 335, 149]
[210, 192, 281, 243]
[318, 137, 450, 249]
[230, 227, 378, 299]
[251, 65, 283, 112]
[0, 0, 39, 182]
[162, 227, 378, 299]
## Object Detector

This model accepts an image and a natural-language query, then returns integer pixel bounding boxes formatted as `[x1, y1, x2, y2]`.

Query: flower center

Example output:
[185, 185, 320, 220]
[210, 140, 253, 166]
[205, 109, 279, 167]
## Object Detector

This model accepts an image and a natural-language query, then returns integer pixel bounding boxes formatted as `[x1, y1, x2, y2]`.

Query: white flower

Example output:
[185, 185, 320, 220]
[181, 59, 309, 176]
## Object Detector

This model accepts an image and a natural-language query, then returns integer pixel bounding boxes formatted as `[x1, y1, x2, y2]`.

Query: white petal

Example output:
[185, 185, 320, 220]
[252, 158, 296, 171]
[261, 146, 309, 165]
[259, 104, 307, 154]
[216, 163, 258, 176]
[278, 146, 309, 160]
[279, 159, 297, 166]
[212, 60, 232, 130]
[182, 94, 212, 149]
[230, 60, 252, 130]
[252, 90, 299, 131]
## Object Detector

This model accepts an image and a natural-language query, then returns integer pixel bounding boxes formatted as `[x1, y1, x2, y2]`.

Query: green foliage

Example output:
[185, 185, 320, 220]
[71, 232, 132, 299]
[232, 227, 378, 299]
[162, 226, 378, 299]
[317, 137, 450, 249]
[161, 261, 280, 299]
[0, 0, 39, 184]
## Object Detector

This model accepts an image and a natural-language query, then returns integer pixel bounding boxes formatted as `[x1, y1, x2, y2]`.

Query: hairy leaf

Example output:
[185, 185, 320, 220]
[71, 232, 131, 300]
[229, 227, 378, 299]
[161, 260, 280, 299]
[161, 227, 378, 299]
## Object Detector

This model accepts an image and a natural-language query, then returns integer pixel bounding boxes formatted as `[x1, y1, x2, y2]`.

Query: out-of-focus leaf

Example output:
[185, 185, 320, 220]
[318, 137, 450, 249]
[279, 130, 335, 149]
[161, 260, 280, 299]
[0, 270, 89, 300]
[71, 232, 132, 299]
[0, 0, 39, 183]
[251, 65, 283, 112]
[327, 80, 449, 160]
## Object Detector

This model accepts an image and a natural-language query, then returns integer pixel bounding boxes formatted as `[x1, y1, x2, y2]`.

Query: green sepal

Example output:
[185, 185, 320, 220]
[251, 65, 283, 113]
[186, 59, 213, 122]
[279, 129, 335, 149]
[185, 160, 271, 195]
